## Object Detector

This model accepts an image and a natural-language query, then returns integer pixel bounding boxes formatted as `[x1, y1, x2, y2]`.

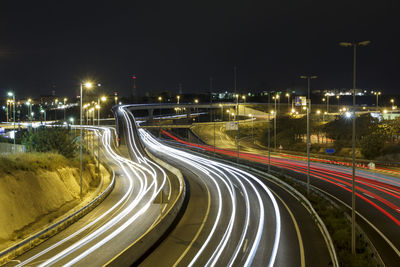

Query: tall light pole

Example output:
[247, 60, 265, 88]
[40, 109, 46, 124]
[63, 98, 68, 122]
[235, 94, 239, 117]
[340, 40, 370, 255]
[80, 82, 93, 199]
[7, 92, 16, 152]
[249, 114, 254, 143]
[300, 75, 318, 195]
[285, 93, 290, 113]
[268, 111, 271, 172]
[273, 94, 279, 149]
[374, 91, 381, 107]
[336, 95, 340, 111]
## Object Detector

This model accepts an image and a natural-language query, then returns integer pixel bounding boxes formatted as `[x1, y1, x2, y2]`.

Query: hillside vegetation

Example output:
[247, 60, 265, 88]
[0, 152, 102, 250]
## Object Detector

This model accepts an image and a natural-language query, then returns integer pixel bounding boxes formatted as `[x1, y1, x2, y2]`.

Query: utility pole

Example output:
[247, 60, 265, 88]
[340, 40, 370, 255]
[300, 75, 318, 195]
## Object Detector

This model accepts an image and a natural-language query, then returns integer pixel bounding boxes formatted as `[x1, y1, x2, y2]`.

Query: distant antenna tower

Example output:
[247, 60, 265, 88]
[131, 74, 137, 100]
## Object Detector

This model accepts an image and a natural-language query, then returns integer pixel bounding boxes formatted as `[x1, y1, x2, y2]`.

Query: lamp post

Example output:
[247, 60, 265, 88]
[249, 114, 254, 143]
[325, 94, 330, 113]
[268, 111, 271, 172]
[63, 98, 68, 122]
[7, 92, 16, 152]
[285, 93, 290, 114]
[300, 75, 318, 195]
[80, 82, 93, 199]
[336, 95, 340, 110]
[340, 40, 370, 255]
[40, 109, 46, 124]
[273, 94, 279, 149]
[374, 91, 381, 107]
[177, 95, 180, 104]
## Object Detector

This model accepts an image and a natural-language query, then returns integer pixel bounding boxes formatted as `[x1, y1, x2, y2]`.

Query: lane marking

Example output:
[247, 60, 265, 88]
[173, 174, 212, 266]
[271, 190, 305, 267]
[243, 238, 248, 253]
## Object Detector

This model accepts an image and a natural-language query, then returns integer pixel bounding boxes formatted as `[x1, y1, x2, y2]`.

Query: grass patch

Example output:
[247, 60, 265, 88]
[278, 174, 381, 267]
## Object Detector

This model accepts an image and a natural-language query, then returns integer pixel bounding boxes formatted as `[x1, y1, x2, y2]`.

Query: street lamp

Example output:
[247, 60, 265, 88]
[285, 93, 290, 113]
[336, 95, 340, 110]
[97, 96, 107, 126]
[339, 40, 370, 255]
[177, 95, 180, 104]
[40, 109, 46, 124]
[300, 75, 318, 195]
[374, 91, 381, 107]
[80, 82, 93, 199]
[249, 114, 254, 143]
[7, 91, 16, 152]
[63, 98, 68, 122]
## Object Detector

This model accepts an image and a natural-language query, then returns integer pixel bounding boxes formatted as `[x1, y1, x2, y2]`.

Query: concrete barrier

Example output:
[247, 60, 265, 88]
[105, 148, 186, 267]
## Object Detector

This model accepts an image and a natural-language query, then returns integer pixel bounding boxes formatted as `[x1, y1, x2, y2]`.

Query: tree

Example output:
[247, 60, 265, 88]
[22, 127, 77, 158]
[360, 133, 385, 159]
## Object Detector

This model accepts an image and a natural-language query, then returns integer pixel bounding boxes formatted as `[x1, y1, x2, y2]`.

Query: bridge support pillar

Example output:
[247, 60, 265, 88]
[148, 108, 154, 122]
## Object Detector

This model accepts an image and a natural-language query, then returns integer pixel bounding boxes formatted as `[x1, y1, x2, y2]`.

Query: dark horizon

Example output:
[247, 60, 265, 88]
[1, 0, 399, 99]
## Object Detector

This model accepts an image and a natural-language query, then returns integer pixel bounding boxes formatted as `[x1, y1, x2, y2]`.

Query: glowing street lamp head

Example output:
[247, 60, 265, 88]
[270, 110, 275, 114]
[95, 104, 100, 109]
[64, 98, 67, 102]
[383, 109, 388, 114]
[285, 93, 290, 97]
[316, 110, 321, 114]
[69, 117, 74, 123]
[158, 96, 162, 101]
[84, 82, 93, 89]
[194, 99, 199, 104]
[101, 96, 107, 102]
[40, 109, 45, 113]
[345, 111, 352, 118]
[7, 92, 13, 97]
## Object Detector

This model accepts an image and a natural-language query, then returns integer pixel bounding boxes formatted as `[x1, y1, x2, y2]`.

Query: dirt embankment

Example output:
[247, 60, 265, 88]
[0, 153, 107, 250]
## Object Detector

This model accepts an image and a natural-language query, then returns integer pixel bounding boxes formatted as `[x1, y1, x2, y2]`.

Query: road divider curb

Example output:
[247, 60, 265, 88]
[105, 147, 186, 267]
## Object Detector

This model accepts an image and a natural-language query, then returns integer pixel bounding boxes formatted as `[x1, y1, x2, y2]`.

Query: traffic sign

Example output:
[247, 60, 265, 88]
[326, 148, 335, 154]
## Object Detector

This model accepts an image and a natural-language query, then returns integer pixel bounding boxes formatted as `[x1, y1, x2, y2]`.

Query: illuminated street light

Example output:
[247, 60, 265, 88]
[177, 95, 180, 104]
[285, 93, 290, 113]
[340, 39, 371, 254]
[345, 111, 352, 118]
[374, 91, 381, 107]
[7, 91, 16, 151]
[79, 81, 94, 199]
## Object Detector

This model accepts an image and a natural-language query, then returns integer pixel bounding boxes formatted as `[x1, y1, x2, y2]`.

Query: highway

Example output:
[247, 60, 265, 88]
[165, 120, 400, 265]
[5, 113, 181, 266]
[124, 106, 334, 266]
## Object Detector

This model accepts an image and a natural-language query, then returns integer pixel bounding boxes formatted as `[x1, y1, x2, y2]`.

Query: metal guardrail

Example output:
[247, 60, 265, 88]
[0, 164, 115, 265]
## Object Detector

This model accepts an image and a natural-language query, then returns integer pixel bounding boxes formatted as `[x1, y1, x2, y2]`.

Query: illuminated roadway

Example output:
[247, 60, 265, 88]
[166, 119, 400, 266]
[124, 105, 334, 266]
[6, 117, 178, 266]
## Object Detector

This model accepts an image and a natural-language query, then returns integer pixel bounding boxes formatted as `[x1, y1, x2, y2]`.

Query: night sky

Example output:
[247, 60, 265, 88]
[1, 0, 399, 98]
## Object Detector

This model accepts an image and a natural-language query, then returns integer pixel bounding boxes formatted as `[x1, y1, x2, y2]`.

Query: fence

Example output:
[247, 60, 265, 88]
[0, 143, 26, 154]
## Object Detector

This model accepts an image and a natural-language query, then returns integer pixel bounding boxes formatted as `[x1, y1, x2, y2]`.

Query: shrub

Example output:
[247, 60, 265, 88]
[22, 127, 77, 158]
